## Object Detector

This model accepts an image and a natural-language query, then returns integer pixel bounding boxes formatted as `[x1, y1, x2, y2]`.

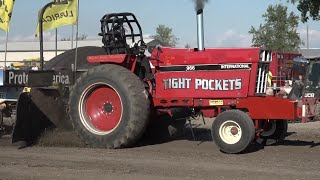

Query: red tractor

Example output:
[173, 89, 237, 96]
[11, 11, 300, 154]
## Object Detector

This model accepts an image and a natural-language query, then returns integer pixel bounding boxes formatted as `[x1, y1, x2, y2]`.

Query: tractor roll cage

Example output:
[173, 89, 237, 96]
[99, 12, 144, 55]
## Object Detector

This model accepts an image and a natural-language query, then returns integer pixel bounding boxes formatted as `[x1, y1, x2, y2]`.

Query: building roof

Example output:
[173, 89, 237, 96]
[0, 40, 101, 52]
[300, 48, 320, 58]
[0, 38, 156, 52]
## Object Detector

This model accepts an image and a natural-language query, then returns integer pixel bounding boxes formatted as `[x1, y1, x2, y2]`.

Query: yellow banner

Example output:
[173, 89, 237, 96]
[0, 0, 15, 32]
[267, 71, 273, 86]
[36, 0, 77, 36]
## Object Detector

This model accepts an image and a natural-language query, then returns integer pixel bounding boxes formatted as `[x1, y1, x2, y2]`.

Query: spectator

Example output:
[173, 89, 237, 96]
[295, 74, 304, 87]
[293, 74, 304, 98]
[31, 66, 39, 71]
[266, 82, 274, 96]
[31, 63, 39, 71]
[9, 63, 16, 70]
[282, 80, 292, 94]
[277, 80, 292, 98]
[266, 87, 274, 96]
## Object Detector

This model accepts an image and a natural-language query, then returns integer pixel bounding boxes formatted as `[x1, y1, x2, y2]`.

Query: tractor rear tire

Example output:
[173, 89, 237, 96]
[69, 64, 150, 148]
[44, 46, 104, 70]
[212, 110, 255, 154]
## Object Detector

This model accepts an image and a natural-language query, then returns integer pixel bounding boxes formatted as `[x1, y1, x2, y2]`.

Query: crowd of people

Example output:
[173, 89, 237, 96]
[0, 62, 39, 70]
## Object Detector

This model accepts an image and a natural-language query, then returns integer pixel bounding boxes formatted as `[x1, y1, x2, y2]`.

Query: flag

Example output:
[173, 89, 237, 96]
[267, 71, 273, 86]
[0, 0, 15, 32]
[36, 0, 78, 36]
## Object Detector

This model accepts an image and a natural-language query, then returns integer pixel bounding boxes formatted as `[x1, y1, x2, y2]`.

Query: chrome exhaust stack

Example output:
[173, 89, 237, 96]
[197, 9, 205, 51]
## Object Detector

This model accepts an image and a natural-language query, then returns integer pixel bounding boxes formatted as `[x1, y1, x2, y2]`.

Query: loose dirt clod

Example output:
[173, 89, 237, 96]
[37, 128, 87, 148]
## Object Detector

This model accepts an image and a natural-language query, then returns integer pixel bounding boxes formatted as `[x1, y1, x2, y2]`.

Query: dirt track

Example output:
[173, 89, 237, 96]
[1, 120, 320, 180]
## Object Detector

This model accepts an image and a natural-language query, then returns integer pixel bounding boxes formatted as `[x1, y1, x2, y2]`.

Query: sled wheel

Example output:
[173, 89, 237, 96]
[212, 110, 255, 154]
[69, 64, 150, 148]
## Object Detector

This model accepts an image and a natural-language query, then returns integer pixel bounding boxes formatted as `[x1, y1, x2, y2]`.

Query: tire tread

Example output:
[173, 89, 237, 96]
[69, 64, 150, 148]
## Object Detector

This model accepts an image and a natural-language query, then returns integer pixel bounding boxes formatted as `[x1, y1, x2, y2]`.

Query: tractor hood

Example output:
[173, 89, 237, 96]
[150, 47, 263, 66]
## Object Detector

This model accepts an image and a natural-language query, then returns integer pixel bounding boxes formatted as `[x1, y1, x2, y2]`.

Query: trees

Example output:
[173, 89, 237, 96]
[77, 34, 87, 41]
[287, 0, 320, 22]
[151, 25, 178, 47]
[61, 34, 87, 41]
[249, 4, 303, 52]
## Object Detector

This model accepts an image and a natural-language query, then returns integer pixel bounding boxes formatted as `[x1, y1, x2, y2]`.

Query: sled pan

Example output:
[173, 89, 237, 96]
[12, 88, 72, 144]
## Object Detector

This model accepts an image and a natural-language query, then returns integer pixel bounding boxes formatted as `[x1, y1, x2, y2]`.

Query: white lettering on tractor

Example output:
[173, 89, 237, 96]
[221, 64, 250, 69]
[163, 78, 192, 89]
[186, 66, 195, 71]
[305, 93, 315, 98]
[163, 78, 242, 91]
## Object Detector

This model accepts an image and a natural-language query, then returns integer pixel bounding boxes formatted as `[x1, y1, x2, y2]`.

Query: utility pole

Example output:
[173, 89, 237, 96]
[307, 24, 309, 49]
[55, 28, 58, 56]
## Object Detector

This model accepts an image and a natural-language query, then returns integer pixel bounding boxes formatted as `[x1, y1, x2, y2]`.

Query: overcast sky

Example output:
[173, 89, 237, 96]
[0, 0, 319, 48]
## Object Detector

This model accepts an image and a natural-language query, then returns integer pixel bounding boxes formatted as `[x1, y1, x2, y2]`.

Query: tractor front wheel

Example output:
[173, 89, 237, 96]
[69, 64, 150, 148]
[212, 110, 255, 154]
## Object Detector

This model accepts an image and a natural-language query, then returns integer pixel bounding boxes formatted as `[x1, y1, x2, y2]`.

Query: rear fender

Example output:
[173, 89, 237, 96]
[87, 54, 127, 64]
[87, 54, 138, 72]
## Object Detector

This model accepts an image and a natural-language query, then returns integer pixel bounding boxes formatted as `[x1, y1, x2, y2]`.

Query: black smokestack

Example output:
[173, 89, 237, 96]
[193, 0, 209, 11]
